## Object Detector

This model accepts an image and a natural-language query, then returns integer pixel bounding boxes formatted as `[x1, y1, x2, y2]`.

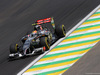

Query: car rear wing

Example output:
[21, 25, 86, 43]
[32, 17, 55, 29]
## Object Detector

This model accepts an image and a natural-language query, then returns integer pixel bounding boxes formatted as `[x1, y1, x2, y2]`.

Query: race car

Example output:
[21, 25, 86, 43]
[9, 17, 66, 60]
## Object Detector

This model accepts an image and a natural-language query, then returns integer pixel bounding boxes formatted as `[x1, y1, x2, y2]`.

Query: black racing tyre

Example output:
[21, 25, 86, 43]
[55, 24, 66, 38]
[40, 37, 50, 51]
[10, 44, 18, 53]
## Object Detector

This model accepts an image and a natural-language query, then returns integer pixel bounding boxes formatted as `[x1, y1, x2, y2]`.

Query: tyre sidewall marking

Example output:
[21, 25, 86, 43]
[45, 37, 50, 49]
[15, 44, 18, 52]
[62, 24, 66, 36]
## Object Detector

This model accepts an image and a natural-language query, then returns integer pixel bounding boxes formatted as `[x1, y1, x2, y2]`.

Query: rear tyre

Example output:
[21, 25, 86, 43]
[40, 37, 50, 51]
[10, 44, 19, 53]
[55, 24, 66, 38]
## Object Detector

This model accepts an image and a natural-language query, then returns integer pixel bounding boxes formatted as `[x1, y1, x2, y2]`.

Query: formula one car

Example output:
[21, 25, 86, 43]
[9, 17, 66, 60]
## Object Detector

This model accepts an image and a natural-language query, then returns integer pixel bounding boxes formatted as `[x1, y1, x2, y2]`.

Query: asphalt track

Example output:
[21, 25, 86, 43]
[63, 41, 100, 75]
[0, 0, 100, 75]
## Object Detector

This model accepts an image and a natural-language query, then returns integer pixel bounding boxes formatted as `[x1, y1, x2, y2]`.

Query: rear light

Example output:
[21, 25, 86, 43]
[43, 46, 46, 51]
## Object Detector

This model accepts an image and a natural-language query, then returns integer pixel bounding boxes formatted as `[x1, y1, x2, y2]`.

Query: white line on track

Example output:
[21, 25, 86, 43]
[23, 64, 74, 75]
[96, 9, 100, 12]
[58, 35, 100, 46]
[33, 54, 85, 66]
[47, 43, 96, 55]
[69, 28, 100, 36]
[88, 16, 100, 19]
[79, 22, 100, 28]
[17, 4, 100, 75]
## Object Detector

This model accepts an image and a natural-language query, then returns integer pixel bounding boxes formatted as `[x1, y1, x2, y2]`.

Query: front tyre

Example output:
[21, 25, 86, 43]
[10, 44, 19, 53]
[40, 37, 50, 51]
[55, 24, 66, 38]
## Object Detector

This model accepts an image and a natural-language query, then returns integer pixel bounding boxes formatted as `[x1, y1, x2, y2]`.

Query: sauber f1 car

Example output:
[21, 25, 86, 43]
[9, 17, 66, 60]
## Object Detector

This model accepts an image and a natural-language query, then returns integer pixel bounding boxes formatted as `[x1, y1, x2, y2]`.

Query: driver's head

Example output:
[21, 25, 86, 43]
[34, 25, 43, 30]
[30, 30, 37, 37]
[32, 30, 37, 34]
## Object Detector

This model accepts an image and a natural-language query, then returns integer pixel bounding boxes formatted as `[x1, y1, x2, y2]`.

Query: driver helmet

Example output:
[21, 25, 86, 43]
[32, 30, 37, 34]
[30, 30, 37, 37]
[34, 25, 43, 30]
